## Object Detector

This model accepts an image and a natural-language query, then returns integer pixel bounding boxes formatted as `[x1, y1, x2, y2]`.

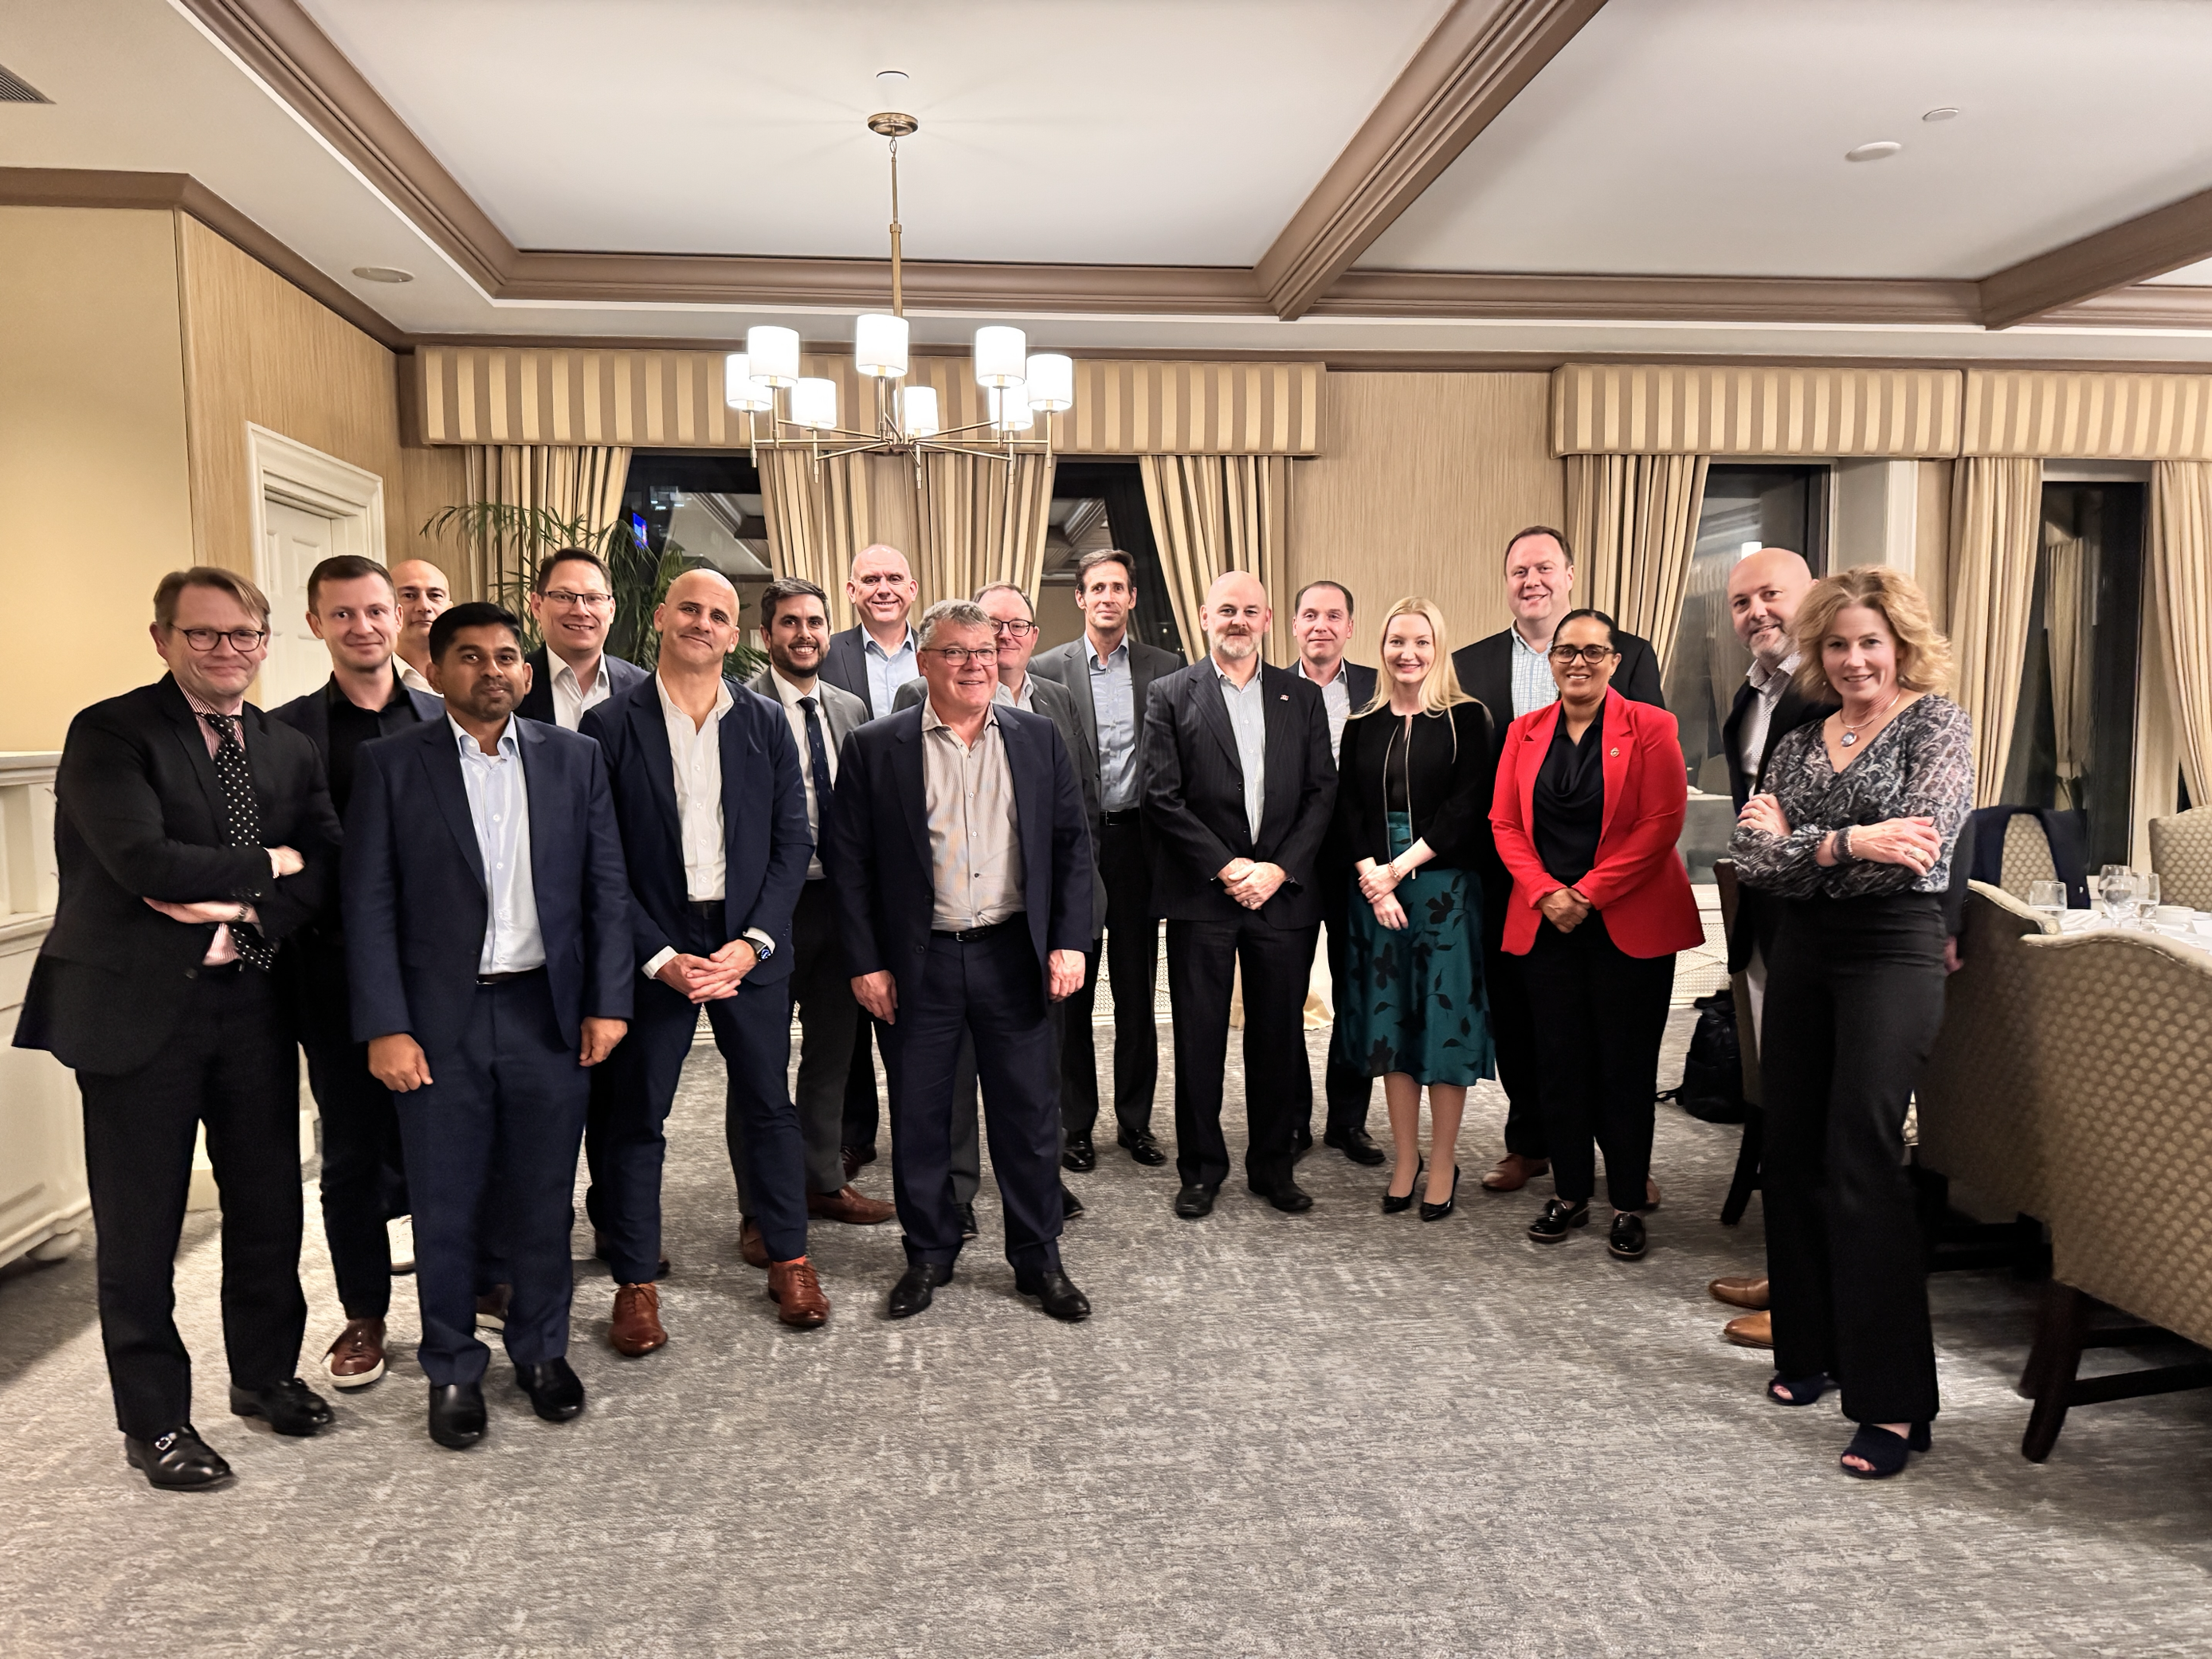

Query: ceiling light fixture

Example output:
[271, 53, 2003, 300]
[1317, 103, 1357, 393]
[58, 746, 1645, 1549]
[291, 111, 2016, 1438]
[1922, 107, 1960, 122]
[351, 265, 414, 283]
[1845, 140, 1903, 163]
[728, 112, 1065, 469]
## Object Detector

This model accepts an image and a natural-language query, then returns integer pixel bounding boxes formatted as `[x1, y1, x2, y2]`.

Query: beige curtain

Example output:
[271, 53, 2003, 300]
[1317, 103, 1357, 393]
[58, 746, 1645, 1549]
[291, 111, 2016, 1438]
[1947, 457, 2043, 806]
[757, 450, 918, 632]
[1139, 454, 1294, 662]
[2151, 461, 2212, 808]
[914, 452, 1057, 614]
[461, 444, 630, 603]
[2042, 529, 2092, 809]
[1564, 453, 1711, 669]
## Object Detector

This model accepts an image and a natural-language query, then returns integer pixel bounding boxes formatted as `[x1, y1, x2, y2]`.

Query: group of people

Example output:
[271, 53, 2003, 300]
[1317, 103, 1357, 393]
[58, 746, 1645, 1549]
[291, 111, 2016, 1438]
[19, 516, 1974, 1491]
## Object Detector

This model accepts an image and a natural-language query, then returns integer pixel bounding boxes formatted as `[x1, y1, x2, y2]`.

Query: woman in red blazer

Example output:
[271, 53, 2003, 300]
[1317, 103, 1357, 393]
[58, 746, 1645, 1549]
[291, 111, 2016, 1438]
[1489, 609, 1703, 1261]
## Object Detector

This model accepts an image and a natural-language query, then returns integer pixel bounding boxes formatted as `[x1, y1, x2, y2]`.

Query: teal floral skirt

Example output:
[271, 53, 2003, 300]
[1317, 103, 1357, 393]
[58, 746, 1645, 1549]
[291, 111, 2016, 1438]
[1336, 812, 1494, 1088]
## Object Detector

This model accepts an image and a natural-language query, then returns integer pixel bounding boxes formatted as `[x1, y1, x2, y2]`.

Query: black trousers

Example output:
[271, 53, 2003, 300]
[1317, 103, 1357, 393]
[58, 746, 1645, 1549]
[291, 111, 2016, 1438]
[303, 1033, 409, 1319]
[881, 924, 1062, 1273]
[841, 1011, 884, 1155]
[950, 1002, 1066, 1206]
[1166, 916, 1319, 1194]
[1061, 816, 1159, 1140]
[1519, 916, 1673, 1213]
[78, 966, 306, 1439]
[1314, 860, 1374, 1139]
[784, 880, 861, 1196]
[1481, 872, 1547, 1159]
[1762, 893, 1946, 1426]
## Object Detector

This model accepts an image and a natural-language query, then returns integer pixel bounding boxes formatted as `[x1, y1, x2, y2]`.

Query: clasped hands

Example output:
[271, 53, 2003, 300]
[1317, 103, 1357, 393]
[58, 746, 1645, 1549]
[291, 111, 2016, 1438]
[1218, 857, 1285, 912]
[655, 938, 760, 1004]
[1539, 886, 1592, 933]
[1356, 857, 1410, 931]
[1739, 794, 1942, 876]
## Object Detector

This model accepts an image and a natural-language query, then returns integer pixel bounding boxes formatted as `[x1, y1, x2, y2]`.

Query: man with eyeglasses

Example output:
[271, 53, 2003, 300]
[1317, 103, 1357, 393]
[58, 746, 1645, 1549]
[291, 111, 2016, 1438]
[516, 547, 647, 730]
[390, 559, 453, 696]
[18, 567, 343, 1489]
[1449, 526, 1665, 1198]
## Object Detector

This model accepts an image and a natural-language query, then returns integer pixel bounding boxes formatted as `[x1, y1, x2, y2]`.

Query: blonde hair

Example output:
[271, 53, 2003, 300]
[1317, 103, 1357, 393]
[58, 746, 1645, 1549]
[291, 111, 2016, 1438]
[1792, 564, 1953, 700]
[1359, 598, 1473, 717]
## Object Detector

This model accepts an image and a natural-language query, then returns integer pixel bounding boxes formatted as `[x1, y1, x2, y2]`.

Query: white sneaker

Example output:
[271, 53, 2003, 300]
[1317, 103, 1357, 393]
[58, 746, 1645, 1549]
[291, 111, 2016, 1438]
[386, 1214, 415, 1275]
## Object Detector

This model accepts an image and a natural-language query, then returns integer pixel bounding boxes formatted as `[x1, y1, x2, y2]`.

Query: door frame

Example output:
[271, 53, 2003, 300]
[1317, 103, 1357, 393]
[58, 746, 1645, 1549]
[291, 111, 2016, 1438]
[245, 423, 386, 580]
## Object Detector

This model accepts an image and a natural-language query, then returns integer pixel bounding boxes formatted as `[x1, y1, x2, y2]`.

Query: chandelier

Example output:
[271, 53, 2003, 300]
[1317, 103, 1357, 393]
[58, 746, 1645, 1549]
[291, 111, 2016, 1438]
[724, 112, 1070, 465]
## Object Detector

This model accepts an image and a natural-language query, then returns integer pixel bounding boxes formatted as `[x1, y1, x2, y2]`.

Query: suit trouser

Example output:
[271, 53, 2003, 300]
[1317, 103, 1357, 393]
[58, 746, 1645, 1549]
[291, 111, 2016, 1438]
[777, 880, 861, 1197]
[1166, 916, 1319, 1194]
[841, 1012, 883, 1155]
[1519, 916, 1673, 1213]
[1314, 860, 1374, 1139]
[1762, 893, 1945, 1427]
[303, 1033, 408, 1319]
[1481, 871, 1547, 1160]
[949, 1001, 1068, 1206]
[78, 965, 307, 1439]
[882, 924, 1063, 1273]
[394, 971, 588, 1388]
[1060, 817, 1159, 1141]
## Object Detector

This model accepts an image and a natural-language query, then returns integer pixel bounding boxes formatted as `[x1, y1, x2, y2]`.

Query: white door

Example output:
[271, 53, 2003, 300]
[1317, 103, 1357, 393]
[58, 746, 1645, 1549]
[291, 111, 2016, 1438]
[260, 498, 337, 708]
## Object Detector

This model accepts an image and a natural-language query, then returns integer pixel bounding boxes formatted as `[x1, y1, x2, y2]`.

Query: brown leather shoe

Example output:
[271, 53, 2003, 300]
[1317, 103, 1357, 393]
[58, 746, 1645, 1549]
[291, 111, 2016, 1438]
[841, 1143, 875, 1182]
[1709, 1275, 1771, 1311]
[768, 1258, 830, 1328]
[1723, 1310, 1774, 1349]
[808, 1184, 897, 1225]
[609, 1282, 667, 1357]
[324, 1317, 386, 1388]
[1481, 1154, 1550, 1193]
[739, 1218, 770, 1270]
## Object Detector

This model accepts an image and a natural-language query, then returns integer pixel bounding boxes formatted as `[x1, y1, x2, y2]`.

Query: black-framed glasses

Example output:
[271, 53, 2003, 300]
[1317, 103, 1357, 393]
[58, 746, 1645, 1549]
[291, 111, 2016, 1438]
[926, 646, 999, 667]
[1548, 644, 1616, 666]
[990, 618, 1038, 637]
[541, 589, 614, 610]
[175, 626, 269, 654]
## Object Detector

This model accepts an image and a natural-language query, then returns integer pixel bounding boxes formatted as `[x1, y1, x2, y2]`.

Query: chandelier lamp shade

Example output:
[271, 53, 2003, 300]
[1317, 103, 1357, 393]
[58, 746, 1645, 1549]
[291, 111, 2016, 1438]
[725, 112, 1065, 468]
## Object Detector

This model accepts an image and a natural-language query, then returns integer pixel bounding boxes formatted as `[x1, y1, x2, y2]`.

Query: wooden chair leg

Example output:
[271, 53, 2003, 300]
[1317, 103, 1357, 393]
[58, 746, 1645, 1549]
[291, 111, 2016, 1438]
[2022, 1281, 2092, 1461]
[1720, 1108, 1763, 1226]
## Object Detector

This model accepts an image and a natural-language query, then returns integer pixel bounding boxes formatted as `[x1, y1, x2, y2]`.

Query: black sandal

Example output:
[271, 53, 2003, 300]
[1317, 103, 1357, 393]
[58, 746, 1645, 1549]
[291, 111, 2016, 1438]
[1839, 1422, 1931, 1479]
[1766, 1372, 1832, 1407]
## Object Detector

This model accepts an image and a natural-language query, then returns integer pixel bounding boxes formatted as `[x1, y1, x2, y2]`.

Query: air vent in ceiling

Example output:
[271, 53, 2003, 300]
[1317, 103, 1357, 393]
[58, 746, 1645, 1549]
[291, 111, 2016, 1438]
[0, 63, 53, 104]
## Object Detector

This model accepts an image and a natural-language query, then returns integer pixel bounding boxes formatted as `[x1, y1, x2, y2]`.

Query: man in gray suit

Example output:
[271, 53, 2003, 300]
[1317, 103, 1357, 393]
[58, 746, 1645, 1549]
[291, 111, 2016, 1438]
[740, 577, 896, 1267]
[1029, 550, 1184, 1171]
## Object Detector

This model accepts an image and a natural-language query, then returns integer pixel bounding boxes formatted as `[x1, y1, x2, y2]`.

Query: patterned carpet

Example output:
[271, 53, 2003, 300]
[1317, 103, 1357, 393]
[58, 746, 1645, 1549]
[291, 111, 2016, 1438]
[4, 1015, 2212, 1658]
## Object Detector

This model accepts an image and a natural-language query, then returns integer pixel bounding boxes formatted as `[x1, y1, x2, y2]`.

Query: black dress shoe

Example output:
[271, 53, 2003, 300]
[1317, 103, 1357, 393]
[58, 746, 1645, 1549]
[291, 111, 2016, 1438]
[1061, 1182, 1086, 1220]
[1116, 1128, 1167, 1167]
[124, 1425, 233, 1490]
[1607, 1212, 1648, 1261]
[427, 1382, 487, 1450]
[1290, 1127, 1315, 1159]
[1173, 1183, 1216, 1219]
[958, 1201, 979, 1240]
[229, 1378, 335, 1437]
[513, 1358, 586, 1423]
[1061, 1135, 1097, 1173]
[1015, 1266, 1092, 1321]
[1254, 1179, 1315, 1214]
[1325, 1127, 1388, 1167]
[888, 1261, 954, 1319]
[1528, 1197, 1591, 1243]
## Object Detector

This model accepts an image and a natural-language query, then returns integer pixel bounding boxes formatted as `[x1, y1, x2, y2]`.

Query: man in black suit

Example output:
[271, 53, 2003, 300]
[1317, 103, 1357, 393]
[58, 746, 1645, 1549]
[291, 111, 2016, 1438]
[828, 600, 1095, 1323]
[1030, 549, 1184, 1171]
[1143, 571, 1337, 1219]
[1289, 578, 1384, 1166]
[581, 570, 822, 1348]
[1448, 525, 1665, 1197]
[345, 602, 632, 1449]
[269, 554, 443, 1394]
[16, 567, 342, 1489]
[514, 547, 649, 730]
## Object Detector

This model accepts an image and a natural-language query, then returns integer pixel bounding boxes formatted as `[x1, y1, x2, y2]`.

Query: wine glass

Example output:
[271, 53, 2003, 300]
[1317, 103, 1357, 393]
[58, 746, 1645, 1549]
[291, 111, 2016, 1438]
[2098, 865, 2137, 927]
[2028, 880, 2068, 928]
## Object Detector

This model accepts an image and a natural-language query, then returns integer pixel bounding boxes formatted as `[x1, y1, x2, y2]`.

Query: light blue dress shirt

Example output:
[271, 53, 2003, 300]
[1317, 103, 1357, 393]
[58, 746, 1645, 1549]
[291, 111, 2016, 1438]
[1213, 660, 1268, 841]
[1509, 627, 1560, 720]
[863, 627, 918, 721]
[1087, 637, 1138, 812]
[449, 716, 545, 975]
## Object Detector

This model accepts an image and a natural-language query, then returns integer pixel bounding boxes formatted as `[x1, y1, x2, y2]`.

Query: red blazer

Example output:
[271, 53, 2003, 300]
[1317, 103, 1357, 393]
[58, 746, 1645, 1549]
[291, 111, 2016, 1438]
[1488, 688, 1704, 959]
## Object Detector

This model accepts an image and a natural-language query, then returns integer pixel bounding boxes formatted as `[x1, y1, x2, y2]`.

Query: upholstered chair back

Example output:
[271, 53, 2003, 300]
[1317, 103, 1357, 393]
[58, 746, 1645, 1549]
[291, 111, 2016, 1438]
[2148, 806, 2212, 911]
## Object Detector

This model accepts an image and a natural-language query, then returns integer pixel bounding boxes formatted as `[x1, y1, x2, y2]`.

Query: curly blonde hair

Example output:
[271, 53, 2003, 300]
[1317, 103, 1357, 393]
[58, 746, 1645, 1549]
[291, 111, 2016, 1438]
[1358, 598, 1473, 716]
[1792, 564, 1953, 700]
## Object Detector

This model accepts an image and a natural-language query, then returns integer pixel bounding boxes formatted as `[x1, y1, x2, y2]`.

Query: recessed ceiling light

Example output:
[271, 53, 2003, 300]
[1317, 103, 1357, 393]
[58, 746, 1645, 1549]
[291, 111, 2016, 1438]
[351, 265, 414, 284]
[876, 69, 908, 89]
[1845, 141, 1902, 163]
[1922, 106, 1961, 122]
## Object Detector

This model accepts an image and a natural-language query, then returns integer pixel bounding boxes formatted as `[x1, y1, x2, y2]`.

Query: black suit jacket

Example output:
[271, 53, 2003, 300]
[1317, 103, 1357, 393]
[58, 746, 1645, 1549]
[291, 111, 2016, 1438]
[1141, 661, 1337, 929]
[819, 624, 917, 721]
[514, 645, 648, 728]
[826, 703, 1094, 988]
[1720, 673, 1836, 971]
[343, 715, 633, 1053]
[579, 676, 812, 985]
[1450, 626, 1665, 760]
[1028, 633, 1185, 804]
[15, 676, 341, 1074]
[1303, 661, 1379, 913]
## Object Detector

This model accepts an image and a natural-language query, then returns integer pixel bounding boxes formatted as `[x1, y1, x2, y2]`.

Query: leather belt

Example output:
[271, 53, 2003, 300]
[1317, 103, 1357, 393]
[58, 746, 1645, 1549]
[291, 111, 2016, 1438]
[931, 917, 1020, 943]
[1103, 809, 1142, 826]
[476, 967, 545, 986]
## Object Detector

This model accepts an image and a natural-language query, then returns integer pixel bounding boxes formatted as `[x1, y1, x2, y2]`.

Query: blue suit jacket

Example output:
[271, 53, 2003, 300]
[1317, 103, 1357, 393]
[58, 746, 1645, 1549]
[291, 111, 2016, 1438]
[343, 715, 633, 1053]
[578, 676, 811, 984]
[826, 702, 1093, 987]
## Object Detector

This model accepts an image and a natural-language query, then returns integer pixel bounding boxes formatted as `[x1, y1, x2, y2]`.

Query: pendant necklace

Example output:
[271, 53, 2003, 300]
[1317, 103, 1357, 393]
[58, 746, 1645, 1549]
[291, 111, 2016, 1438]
[1838, 688, 1903, 748]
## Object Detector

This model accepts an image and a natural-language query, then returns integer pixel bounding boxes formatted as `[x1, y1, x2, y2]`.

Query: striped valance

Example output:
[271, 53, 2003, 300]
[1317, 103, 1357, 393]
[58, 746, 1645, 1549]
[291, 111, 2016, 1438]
[1961, 372, 2212, 461]
[411, 347, 1324, 456]
[1551, 364, 1962, 458]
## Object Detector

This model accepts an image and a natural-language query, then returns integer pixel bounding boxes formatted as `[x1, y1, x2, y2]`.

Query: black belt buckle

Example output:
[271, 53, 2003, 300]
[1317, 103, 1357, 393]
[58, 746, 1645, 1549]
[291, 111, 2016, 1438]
[933, 918, 1015, 944]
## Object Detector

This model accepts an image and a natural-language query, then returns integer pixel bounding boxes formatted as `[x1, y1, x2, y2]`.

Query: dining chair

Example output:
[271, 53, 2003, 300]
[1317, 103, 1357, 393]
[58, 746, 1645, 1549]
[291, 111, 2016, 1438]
[2148, 805, 2212, 911]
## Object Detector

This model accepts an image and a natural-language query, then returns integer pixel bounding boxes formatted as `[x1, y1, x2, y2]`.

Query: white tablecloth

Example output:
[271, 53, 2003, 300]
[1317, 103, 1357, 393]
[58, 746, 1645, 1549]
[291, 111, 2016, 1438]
[2054, 906, 2212, 963]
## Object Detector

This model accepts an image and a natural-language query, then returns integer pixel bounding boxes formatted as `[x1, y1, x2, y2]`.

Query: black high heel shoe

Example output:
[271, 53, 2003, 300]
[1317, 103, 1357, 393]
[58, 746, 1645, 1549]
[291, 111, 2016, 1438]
[1381, 1158, 1423, 1214]
[1419, 1165, 1462, 1222]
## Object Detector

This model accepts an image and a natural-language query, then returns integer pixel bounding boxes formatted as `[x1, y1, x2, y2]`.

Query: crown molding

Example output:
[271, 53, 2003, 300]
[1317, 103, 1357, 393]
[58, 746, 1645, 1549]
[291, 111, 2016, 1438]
[1980, 182, 2212, 327]
[1311, 269, 1986, 325]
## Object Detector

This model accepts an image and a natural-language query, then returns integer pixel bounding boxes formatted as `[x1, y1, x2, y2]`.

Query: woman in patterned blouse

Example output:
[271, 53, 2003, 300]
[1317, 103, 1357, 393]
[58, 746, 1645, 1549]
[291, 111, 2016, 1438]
[1728, 565, 1973, 1481]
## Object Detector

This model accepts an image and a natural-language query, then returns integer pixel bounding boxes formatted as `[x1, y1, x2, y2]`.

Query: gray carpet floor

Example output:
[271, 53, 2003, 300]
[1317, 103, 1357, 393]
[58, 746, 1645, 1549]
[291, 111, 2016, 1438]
[5, 1015, 2212, 1658]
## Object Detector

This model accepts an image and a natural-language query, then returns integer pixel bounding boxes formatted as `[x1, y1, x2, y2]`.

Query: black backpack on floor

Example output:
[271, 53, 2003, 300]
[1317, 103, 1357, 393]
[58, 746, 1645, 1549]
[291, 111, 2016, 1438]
[1660, 988, 1749, 1124]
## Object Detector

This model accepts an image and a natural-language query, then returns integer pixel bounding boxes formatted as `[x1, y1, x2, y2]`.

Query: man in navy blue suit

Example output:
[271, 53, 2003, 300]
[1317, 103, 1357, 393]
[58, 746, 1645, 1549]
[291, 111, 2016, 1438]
[344, 602, 632, 1450]
[828, 599, 1096, 1323]
[579, 570, 820, 1347]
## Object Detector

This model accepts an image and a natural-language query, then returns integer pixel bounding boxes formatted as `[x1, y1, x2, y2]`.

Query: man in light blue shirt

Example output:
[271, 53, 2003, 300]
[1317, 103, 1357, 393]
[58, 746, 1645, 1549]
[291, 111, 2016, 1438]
[451, 716, 546, 974]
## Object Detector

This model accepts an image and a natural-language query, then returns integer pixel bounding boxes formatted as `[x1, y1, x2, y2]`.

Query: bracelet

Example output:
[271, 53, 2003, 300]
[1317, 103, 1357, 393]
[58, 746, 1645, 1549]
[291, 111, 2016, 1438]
[1835, 826, 1854, 862]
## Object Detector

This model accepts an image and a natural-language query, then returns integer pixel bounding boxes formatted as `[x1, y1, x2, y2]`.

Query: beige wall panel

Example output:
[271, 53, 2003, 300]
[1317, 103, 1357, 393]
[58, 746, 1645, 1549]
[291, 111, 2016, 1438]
[395, 441, 471, 590]
[0, 208, 195, 751]
[1292, 373, 1560, 665]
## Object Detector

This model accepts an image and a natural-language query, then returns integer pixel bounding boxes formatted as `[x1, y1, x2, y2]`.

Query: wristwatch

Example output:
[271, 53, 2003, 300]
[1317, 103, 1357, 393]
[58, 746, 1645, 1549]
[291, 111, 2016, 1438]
[741, 928, 775, 963]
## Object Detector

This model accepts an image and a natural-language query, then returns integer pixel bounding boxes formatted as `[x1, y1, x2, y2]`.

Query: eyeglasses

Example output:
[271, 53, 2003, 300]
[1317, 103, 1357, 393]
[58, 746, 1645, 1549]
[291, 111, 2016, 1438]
[175, 626, 269, 654]
[541, 589, 614, 610]
[926, 646, 999, 667]
[1548, 644, 1616, 665]
[991, 619, 1038, 637]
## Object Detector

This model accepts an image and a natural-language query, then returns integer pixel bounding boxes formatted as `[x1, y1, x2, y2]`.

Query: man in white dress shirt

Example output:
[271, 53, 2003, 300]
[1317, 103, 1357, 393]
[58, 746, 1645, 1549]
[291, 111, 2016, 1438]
[390, 558, 452, 696]
[516, 547, 648, 728]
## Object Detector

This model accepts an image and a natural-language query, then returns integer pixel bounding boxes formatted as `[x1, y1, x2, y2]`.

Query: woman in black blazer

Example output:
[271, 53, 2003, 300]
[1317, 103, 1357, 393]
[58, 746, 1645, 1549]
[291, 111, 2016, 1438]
[1333, 598, 1497, 1219]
